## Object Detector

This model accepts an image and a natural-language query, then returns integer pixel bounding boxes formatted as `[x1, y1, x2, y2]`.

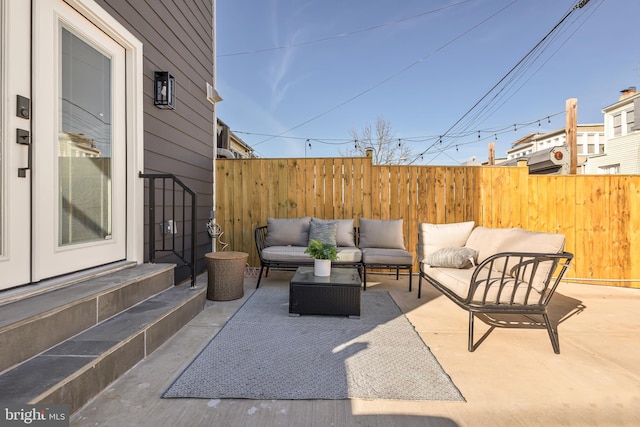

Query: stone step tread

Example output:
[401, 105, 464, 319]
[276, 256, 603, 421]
[0, 264, 175, 330]
[0, 284, 200, 402]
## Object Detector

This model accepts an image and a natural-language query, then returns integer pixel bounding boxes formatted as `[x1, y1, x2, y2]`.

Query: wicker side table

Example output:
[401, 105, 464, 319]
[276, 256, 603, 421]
[205, 251, 248, 301]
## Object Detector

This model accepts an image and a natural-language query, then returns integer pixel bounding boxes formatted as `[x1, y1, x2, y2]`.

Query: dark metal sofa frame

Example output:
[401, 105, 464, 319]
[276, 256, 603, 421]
[254, 225, 412, 291]
[418, 251, 573, 353]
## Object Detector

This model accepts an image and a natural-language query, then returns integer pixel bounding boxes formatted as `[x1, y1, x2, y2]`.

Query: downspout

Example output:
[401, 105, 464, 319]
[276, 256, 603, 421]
[211, 0, 218, 252]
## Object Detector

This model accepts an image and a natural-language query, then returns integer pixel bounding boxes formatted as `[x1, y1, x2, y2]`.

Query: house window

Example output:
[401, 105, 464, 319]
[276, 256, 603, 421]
[613, 113, 622, 137]
[626, 109, 635, 134]
[598, 164, 620, 175]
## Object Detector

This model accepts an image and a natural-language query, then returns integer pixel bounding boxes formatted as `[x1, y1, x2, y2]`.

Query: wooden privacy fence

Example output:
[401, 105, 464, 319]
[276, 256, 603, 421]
[216, 157, 640, 288]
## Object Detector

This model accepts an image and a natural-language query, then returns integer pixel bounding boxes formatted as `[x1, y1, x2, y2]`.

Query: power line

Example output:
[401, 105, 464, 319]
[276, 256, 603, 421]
[410, 0, 599, 164]
[251, 1, 518, 148]
[217, 0, 474, 58]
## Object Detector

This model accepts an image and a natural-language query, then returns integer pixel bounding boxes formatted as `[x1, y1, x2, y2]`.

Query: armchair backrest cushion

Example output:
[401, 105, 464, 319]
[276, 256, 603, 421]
[358, 218, 405, 249]
[417, 221, 475, 261]
[265, 217, 311, 247]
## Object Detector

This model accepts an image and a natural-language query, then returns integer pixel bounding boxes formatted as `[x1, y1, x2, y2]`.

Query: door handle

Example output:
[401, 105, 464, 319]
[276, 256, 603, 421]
[16, 128, 31, 178]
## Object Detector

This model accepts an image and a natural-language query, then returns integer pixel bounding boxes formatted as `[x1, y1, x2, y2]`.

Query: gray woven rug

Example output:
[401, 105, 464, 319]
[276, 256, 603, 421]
[163, 289, 464, 401]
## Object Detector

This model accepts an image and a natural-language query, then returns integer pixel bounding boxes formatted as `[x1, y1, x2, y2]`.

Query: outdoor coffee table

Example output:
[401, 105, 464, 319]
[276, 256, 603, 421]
[289, 267, 361, 318]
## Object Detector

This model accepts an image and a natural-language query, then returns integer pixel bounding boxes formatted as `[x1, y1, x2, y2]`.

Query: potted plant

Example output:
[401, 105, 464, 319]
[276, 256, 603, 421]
[305, 239, 337, 276]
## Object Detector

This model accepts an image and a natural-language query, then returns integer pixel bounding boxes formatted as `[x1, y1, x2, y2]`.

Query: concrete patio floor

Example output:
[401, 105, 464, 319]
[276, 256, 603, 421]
[71, 270, 640, 426]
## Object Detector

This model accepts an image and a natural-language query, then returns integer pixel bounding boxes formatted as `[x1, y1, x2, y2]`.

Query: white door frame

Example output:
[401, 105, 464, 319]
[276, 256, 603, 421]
[0, 0, 32, 289]
[0, 0, 143, 289]
[31, 0, 144, 282]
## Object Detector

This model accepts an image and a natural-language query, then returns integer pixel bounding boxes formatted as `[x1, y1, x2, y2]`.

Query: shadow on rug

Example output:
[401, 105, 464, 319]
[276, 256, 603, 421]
[163, 289, 464, 401]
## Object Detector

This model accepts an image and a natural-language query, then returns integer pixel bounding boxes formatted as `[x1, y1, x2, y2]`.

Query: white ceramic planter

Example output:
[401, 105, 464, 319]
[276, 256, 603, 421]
[314, 259, 331, 276]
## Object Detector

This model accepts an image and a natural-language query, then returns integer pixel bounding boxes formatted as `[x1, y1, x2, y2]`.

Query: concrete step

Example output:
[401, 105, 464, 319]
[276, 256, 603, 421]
[0, 263, 175, 373]
[0, 264, 206, 413]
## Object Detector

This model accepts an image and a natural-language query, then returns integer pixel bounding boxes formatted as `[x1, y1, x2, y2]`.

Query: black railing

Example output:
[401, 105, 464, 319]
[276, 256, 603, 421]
[139, 172, 197, 287]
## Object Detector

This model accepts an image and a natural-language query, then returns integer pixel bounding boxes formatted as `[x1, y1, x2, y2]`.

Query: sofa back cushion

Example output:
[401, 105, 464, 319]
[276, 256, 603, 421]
[464, 226, 516, 265]
[265, 217, 311, 247]
[466, 227, 566, 292]
[312, 218, 355, 247]
[417, 221, 475, 261]
[358, 218, 405, 249]
[500, 229, 566, 291]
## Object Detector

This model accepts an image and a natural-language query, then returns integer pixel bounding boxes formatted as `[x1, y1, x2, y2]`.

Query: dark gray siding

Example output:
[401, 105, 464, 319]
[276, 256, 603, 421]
[96, 0, 215, 281]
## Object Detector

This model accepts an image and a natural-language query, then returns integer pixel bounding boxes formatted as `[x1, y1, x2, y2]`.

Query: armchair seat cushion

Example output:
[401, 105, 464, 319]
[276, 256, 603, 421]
[336, 247, 362, 263]
[362, 248, 412, 265]
[262, 246, 310, 262]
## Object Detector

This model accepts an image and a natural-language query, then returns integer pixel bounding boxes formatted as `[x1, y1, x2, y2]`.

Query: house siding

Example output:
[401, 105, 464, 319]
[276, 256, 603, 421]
[585, 93, 640, 175]
[95, 0, 216, 281]
[585, 133, 640, 174]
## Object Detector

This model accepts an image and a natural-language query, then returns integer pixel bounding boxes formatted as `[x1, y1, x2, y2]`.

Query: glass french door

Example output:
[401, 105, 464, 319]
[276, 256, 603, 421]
[0, 0, 127, 289]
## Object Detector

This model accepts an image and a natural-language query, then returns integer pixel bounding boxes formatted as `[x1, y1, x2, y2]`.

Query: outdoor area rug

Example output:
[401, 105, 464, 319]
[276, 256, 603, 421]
[163, 288, 464, 401]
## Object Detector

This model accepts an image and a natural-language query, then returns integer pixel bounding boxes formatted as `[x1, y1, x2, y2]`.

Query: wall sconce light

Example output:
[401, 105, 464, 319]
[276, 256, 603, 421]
[154, 71, 175, 110]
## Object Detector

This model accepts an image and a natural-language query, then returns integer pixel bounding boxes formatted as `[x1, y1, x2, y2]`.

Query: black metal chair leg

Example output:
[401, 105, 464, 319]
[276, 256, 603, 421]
[408, 267, 412, 292]
[256, 265, 265, 288]
[544, 313, 561, 354]
[468, 312, 475, 352]
[418, 274, 422, 298]
[363, 267, 367, 291]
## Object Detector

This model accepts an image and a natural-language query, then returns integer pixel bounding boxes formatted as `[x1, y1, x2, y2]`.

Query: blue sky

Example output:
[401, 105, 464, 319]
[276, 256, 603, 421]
[216, 0, 640, 164]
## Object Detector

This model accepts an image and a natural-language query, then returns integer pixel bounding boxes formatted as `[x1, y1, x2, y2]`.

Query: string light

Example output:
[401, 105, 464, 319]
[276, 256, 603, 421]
[232, 110, 564, 160]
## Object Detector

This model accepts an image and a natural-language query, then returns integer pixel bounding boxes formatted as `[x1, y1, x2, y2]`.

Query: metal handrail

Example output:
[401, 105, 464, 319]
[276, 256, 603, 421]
[139, 172, 197, 287]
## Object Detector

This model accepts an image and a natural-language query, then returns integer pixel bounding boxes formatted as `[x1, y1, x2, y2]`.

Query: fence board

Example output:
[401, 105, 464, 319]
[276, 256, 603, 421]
[216, 157, 640, 288]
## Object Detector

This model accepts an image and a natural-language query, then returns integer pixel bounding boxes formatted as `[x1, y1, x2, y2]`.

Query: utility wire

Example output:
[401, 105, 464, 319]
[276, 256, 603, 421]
[410, 0, 596, 164]
[252, 0, 517, 148]
[217, 0, 473, 58]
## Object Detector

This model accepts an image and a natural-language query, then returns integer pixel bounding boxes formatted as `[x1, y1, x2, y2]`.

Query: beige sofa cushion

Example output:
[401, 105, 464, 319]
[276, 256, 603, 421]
[465, 227, 566, 292]
[424, 265, 543, 305]
[358, 218, 405, 249]
[499, 229, 565, 292]
[464, 226, 517, 265]
[417, 221, 475, 261]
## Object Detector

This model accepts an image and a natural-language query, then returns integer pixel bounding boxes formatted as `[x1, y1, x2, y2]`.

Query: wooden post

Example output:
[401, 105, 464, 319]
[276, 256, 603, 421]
[566, 98, 578, 174]
[488, 142, 495, 165]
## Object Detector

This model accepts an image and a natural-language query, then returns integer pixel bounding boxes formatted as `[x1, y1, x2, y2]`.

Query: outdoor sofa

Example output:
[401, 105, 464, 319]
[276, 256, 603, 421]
[254, 217, 413, 290]
[417, 221, 574, 353]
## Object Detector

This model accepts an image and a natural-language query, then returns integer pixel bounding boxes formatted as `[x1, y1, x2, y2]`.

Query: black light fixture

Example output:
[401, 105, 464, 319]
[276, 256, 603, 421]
[154, 71, 175, 110]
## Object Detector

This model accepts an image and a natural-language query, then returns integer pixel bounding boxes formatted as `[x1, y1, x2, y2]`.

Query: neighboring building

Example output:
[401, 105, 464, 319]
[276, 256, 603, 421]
[506, 124, 605, 166]
[1, 1, 218, 289]
[217, 118, 255, 159]
[582, 87, 640, 174]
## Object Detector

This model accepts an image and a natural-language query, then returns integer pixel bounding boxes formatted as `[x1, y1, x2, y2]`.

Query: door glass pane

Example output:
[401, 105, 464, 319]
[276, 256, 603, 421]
[59, 28, 112, 246]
